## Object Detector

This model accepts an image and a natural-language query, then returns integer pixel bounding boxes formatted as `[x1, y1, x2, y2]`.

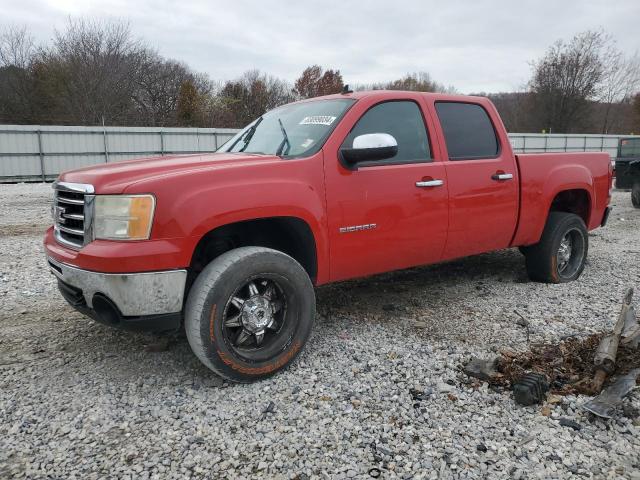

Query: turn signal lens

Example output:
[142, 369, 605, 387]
[128, 196, 154, 239]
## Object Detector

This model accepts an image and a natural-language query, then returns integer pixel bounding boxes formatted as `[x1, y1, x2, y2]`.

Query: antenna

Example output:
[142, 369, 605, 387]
[342, 84, 353, 94]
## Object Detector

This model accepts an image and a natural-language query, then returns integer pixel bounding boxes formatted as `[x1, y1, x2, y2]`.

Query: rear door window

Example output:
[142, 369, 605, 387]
[435, 102, 499, 160]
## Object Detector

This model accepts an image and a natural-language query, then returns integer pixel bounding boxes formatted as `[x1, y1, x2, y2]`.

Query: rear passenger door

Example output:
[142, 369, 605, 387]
[433, 101, 519, 260]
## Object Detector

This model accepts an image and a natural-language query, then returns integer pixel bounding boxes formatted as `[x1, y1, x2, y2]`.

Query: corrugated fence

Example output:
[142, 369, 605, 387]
[0, 125, 637, 182]
[0, 125, 238, 182]
[508, 133, 631, 159]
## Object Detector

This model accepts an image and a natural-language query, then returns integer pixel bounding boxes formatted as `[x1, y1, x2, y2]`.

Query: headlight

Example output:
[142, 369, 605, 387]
[94, 195, 155, 240]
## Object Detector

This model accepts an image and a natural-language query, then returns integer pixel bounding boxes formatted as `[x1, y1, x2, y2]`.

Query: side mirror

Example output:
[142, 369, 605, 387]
[340, 133, 398, 166]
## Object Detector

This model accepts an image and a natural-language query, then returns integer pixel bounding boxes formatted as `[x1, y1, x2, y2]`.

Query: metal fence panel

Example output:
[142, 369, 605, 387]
[46, 154, 105, 177]
[508, 133, 630, 160]
[107, 132, 160, 155]
[0, 125, 240, 181]
[1, 125, 638, 182]
[164, 133, 200, 153]
[1, 155, 41, 177]
[0, 130, 37, 155]
[108, 153, 159, 162]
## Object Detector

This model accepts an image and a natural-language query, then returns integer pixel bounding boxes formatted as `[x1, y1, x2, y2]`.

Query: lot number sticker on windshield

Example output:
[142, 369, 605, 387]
[299, 116, 336, 126]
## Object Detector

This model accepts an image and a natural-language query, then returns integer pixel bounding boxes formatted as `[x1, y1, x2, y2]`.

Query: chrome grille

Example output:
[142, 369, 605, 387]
[52, 182, 95, 249]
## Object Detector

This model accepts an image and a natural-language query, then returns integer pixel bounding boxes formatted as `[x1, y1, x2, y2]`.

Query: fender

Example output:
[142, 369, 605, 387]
[513, 161, 594, 246]
[123, 156, 330, 283]
[179, 180, 328, 282]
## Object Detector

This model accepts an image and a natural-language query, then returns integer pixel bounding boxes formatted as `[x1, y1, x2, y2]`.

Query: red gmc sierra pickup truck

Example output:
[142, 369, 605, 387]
[44, 90, 612, 382]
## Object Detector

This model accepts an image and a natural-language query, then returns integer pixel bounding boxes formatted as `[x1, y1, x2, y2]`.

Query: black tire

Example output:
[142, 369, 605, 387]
[185, 247, 315, 383]
[632, 182, 640, 208]
[524, 212, 588, 283]
[517, 246, 531, 256]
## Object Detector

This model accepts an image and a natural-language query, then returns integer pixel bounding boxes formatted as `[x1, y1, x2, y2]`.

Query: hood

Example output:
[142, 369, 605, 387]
[58, 152, 278, 194]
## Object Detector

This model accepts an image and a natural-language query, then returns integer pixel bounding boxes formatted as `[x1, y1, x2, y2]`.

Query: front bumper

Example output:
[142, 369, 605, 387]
[47, 256, 187, 330]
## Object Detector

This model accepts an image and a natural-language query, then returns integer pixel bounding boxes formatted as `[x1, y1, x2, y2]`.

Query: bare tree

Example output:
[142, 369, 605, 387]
[598, 49, 640, 133]
[0, 25, 38, 123]
[132, 50, 195, 126]
[293, 65, 344, 99]
[487, 91, 539, 133]
[0, 21, 219, 126]
[0, 25, 35, 69]
[529, 30, 607, 133]
[217, 70, 293, 127]
[44, 18, 145, 125]
[355, 72, 454, 94]
[175, 78, 201, 126]
[529, 30, 640, 133]
[385, 72, 453, 93]
[633, 94, 640, 133]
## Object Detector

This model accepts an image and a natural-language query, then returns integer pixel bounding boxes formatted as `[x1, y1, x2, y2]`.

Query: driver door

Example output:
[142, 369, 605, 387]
[323, 97, 449, 282]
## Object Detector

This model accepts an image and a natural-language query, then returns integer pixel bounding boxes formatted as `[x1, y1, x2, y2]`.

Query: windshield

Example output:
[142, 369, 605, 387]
[219, 98, 354, 157]
[620, 138, 640, 158]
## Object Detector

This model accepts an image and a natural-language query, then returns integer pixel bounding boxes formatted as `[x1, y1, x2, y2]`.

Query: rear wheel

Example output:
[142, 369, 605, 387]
[632, 182, 640, 208]
[185, 247, 315, 382]
[517, 246, 531, 256]
[524, 212, 588, 283]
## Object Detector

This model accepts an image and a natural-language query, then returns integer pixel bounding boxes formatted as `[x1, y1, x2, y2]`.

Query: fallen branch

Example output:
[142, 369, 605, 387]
[591, 288, 633, 393]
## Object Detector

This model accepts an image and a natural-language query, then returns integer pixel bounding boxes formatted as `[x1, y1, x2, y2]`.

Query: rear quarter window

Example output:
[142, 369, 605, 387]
[435, 102, 499, 160]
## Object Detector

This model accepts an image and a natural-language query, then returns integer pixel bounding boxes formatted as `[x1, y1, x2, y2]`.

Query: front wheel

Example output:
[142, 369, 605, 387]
[185, 247, 315, 383]
[524, 212, 588, 283]
[632, 182, 640, 208]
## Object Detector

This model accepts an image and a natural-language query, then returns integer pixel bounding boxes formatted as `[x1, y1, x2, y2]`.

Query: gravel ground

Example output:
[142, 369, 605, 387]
[1, 183, 639, 479]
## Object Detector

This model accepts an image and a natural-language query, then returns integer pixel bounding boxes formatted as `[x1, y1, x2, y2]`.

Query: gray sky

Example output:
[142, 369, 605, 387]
[2, 0, 639, 93]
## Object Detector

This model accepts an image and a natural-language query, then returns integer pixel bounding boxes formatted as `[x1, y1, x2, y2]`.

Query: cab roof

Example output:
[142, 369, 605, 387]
[305, 90, 489, 104]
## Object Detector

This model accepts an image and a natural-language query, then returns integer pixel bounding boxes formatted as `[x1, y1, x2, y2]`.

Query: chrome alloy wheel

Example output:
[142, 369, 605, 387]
[222, 278, 286, 352]
[555, 228, 585, 279]
[556, 233, 573, 273]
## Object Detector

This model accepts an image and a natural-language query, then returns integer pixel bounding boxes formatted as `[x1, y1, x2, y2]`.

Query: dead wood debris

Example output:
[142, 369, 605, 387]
[491, 334, 640, 396]
[476, 287, 640, 399]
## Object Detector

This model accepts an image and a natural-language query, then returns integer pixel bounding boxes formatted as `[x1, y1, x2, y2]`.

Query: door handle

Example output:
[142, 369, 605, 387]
[491, 173, 513, 181]
[416, 179, 444, 188]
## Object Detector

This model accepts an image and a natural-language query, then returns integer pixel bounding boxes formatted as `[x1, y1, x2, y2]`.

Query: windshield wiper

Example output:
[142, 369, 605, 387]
[276, 118, 290, 156]
[230, 116, 263, 152]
